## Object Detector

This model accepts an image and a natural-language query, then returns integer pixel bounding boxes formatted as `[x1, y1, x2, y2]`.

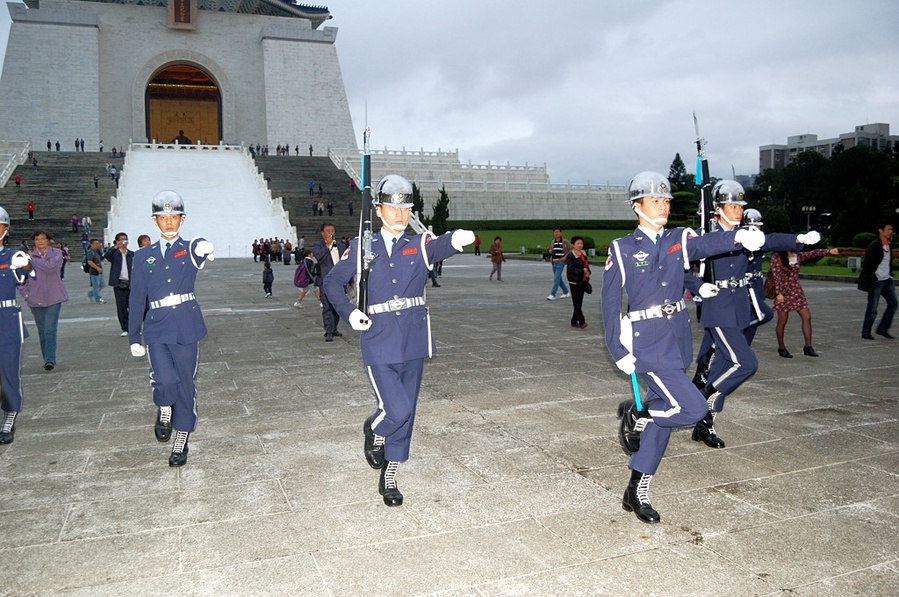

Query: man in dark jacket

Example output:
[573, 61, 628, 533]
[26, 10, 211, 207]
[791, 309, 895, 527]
[104, 232, 134, 336]
[858, 222, 895, 340]
[312, 223, 347, 341]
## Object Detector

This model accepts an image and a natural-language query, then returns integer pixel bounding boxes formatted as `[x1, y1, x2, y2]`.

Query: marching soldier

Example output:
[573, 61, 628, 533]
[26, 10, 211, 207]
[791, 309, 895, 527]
[602, 172, 764, 523]
[0, 206, 32, 444]
[322, 174, 475, 506]
[128, 190, 215, 466]
[691, 181, 818, 448]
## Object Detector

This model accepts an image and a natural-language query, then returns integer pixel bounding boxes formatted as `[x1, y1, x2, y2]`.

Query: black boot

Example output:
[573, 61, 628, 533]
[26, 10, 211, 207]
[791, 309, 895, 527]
[692, 412, 725, 448]
[154, 406, 173, 442]
[0, 411, 18, 445]
[363, 416, 385, 469]
[616, 400, 651, 455]
[168, 431, 190, 466]
[692, 349, 713, 390]
[622, 469, 660, 524]
[378, 461, 403, 507]
[803, 346, 819, 357]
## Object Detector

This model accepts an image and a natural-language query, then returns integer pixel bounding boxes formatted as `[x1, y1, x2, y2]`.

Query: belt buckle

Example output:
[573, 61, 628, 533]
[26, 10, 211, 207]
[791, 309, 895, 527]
[661, 303, 677, 317]
[728, 278, 739, 289]
[388, 298, 404, 311]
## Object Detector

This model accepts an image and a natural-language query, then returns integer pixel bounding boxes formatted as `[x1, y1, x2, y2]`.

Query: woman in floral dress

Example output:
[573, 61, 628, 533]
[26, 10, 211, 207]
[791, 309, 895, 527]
[771, 247, 839, 357]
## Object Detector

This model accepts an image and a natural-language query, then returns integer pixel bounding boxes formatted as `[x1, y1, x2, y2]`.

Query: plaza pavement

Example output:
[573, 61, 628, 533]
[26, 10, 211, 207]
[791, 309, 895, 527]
[1, 253, 897, 596]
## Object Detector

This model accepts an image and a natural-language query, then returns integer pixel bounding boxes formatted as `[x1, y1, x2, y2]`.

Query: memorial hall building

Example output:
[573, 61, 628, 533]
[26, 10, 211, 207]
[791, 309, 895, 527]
[0, 0, 357, 152]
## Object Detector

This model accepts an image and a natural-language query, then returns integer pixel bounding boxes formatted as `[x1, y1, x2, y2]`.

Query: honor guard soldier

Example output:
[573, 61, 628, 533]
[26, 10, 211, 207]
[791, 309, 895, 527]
[0, 206, 32, 444]
[692, 203, 818, 386]
[602, 172, 764, 523]
[691, 181, 818, 448]
[127, 191, 215, 466]
[323, 174, 475, 506]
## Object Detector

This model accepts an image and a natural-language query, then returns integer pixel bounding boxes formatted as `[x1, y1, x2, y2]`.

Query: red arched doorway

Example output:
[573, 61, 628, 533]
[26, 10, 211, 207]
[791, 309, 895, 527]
[146, 64, 222, 145]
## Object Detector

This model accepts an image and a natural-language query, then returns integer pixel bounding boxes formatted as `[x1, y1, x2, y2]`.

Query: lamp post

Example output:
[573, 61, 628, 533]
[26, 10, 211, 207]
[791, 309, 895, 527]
[801, 205, 816, 231]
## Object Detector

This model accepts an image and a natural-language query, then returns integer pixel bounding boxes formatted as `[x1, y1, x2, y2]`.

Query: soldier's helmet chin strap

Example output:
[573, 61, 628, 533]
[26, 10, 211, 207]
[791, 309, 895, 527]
[153, 216, 184, 239]
[632, 204, 668, 228]
[0, 229, 7, 243]
[716, 207, 740, 229]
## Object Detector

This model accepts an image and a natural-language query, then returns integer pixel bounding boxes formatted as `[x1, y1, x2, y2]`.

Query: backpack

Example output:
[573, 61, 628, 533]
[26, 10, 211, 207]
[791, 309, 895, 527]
[82, 253, 91, 274]
[764, 268, 776, 300]
[294, 263, 310, 288]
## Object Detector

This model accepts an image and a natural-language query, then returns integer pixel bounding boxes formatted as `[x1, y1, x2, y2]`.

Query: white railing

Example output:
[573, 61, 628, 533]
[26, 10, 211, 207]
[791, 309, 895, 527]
[0, 140, 31, 188]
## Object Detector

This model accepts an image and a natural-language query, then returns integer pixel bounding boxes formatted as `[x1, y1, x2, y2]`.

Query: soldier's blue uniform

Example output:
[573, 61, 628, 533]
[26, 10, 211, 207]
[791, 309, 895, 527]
[602, 226, 742, 476]
[0, 247, 29, 427]
[323, 231, 459, 463]
[128, 237, 210, 433]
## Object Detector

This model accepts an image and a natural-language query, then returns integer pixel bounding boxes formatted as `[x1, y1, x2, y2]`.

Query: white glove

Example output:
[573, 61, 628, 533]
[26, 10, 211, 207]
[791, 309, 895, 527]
[10, 251, 29, 269]
[451, 229, 476, 251]
[735, 227, 765, 252]
[130, 343, 146, 357]
[194, 240, 215, 261]
[797, 231, 821, 245]
[349, 308, 372, 331]
[615, 353, 637, 375]
[698, 283, 719, 299]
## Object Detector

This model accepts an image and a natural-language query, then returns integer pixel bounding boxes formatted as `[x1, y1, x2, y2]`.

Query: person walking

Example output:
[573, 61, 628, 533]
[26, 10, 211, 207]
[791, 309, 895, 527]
[546, 227, 572, 300]
[322, 174, 475, 507]
[85, 238, 106, 303]
[104, 232, 134, 336]
[0, 205, 32, 444]
[262, 261, 274, 298]
[858, 222, 896, 340]
[771, 247, 839, 357]
[602, 171, 763, 524]
[565, 235, 591, 329]
[128, 190, 215, 466]
[312, 223, 347, 341]
[488, 236, 505, 281]
[473, 234, 481, 256]
[293, 249, 318, 308]
[26, 201, 34, 221]
[20, 230, 68, 370]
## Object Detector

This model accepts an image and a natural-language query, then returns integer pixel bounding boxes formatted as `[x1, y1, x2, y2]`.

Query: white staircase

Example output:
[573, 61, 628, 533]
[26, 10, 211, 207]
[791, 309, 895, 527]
[105, 143, 296, 257]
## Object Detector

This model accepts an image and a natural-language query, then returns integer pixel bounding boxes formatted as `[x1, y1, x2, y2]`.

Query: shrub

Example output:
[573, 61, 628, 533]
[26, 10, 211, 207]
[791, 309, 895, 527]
[852, 232, 876, 248]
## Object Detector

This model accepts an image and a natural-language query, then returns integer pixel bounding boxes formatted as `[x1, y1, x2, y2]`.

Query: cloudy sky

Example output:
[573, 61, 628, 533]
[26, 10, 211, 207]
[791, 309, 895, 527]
[2, 0, 897, 184]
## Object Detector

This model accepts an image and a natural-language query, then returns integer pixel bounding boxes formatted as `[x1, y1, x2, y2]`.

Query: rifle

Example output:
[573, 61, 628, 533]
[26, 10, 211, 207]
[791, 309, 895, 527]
[356, 125, 374, 313]
[693, 112, 716, 282]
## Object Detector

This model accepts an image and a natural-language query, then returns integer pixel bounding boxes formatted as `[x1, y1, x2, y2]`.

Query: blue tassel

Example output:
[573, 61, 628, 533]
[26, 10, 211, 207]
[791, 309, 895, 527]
[695, 157, 702, 185]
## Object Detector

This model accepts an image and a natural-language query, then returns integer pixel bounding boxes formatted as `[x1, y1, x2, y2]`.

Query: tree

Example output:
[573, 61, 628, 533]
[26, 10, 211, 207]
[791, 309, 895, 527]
[668, 152, 692, 191]
[430, 185, 451, 235]
[411, 182, 425, 224]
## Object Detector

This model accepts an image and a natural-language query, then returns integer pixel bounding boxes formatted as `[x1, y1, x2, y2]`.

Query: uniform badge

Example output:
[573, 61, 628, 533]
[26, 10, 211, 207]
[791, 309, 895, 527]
[667, 243, 682, 254]
[173, 250, 187, 258]
[402, 247, 417, 255]
[340, 248, 351, 261]
[604, 255, 613, 271]
[145, 256, 157, 269]
[633, 250, 649, 268]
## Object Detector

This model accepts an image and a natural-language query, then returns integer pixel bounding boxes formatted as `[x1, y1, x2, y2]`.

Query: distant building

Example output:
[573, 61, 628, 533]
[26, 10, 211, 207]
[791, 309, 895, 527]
[759, 123, 898, 172]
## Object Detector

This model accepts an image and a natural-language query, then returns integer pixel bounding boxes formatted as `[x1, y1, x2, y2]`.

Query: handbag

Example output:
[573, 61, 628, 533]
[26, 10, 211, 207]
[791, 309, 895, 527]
[764, 269, 776, 300]
[583, 281, 593, 294]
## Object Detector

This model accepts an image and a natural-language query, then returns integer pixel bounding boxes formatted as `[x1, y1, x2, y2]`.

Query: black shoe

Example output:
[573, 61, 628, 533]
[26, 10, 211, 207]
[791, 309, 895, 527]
[622, 470, 660, 524]
[803, 346, 819, 357]
[876, 330, 895, 339]
[861, 333, 875, 340]
[325, 333, 334, 342]
[154, 408, 172, 442]
[363, 417, 385, 469]
[169, 431, 189, 467]
[44, 362, 55, 371]
[0, 412, 18, 445]
[332, 331, 343, 337]
[616, 400, 649, 455]
[432, 283, 440, 287]
[692, 414, 725, 448]
[777, 348, 793, 358]
[379, 461, 403, 507]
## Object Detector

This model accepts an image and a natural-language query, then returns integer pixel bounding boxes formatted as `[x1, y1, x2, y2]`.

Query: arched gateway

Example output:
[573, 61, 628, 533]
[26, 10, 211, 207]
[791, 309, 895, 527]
[0, 0, 357, 153]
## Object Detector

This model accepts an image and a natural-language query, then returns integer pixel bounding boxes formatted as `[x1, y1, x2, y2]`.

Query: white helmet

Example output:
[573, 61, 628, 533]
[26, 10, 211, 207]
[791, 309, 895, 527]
[744, 208, 763, 226]
[151, 190, 185, 216]
[375, 174, 414, 208]
[627, 171, 673, 203]
[0, 205, 9, 225]
[713, 180, 746, 205]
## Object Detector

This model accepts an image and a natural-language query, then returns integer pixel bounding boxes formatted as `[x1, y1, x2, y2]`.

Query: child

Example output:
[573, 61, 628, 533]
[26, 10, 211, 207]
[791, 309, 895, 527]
[263, 261, 274, 298]
[293, 249, 319, 308]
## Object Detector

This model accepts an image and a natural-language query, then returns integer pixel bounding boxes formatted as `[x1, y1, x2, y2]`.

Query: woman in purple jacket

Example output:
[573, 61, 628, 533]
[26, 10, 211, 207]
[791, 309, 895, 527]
[19, 230, 68, 370]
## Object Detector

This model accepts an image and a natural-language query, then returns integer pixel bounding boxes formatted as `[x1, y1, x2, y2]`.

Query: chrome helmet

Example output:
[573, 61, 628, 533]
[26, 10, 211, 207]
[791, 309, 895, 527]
[151, 190, 185, 216]
[0, 205, 9, 226]
[374, 174, 414, 208]
[627, 171, 673, 203]
[712, 180, 747, 205]
[743, 208, 763, 226]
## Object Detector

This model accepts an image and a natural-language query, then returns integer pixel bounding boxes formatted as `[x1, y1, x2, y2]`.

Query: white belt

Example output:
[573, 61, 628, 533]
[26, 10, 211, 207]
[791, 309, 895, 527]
[368, 296, 425, 315]
[0, 299, 18, 309]
[628, 299, 686, 321]
[715, 278, 750, 289]
[745, 271, 765, 280]
[149, 292, 195, 310]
